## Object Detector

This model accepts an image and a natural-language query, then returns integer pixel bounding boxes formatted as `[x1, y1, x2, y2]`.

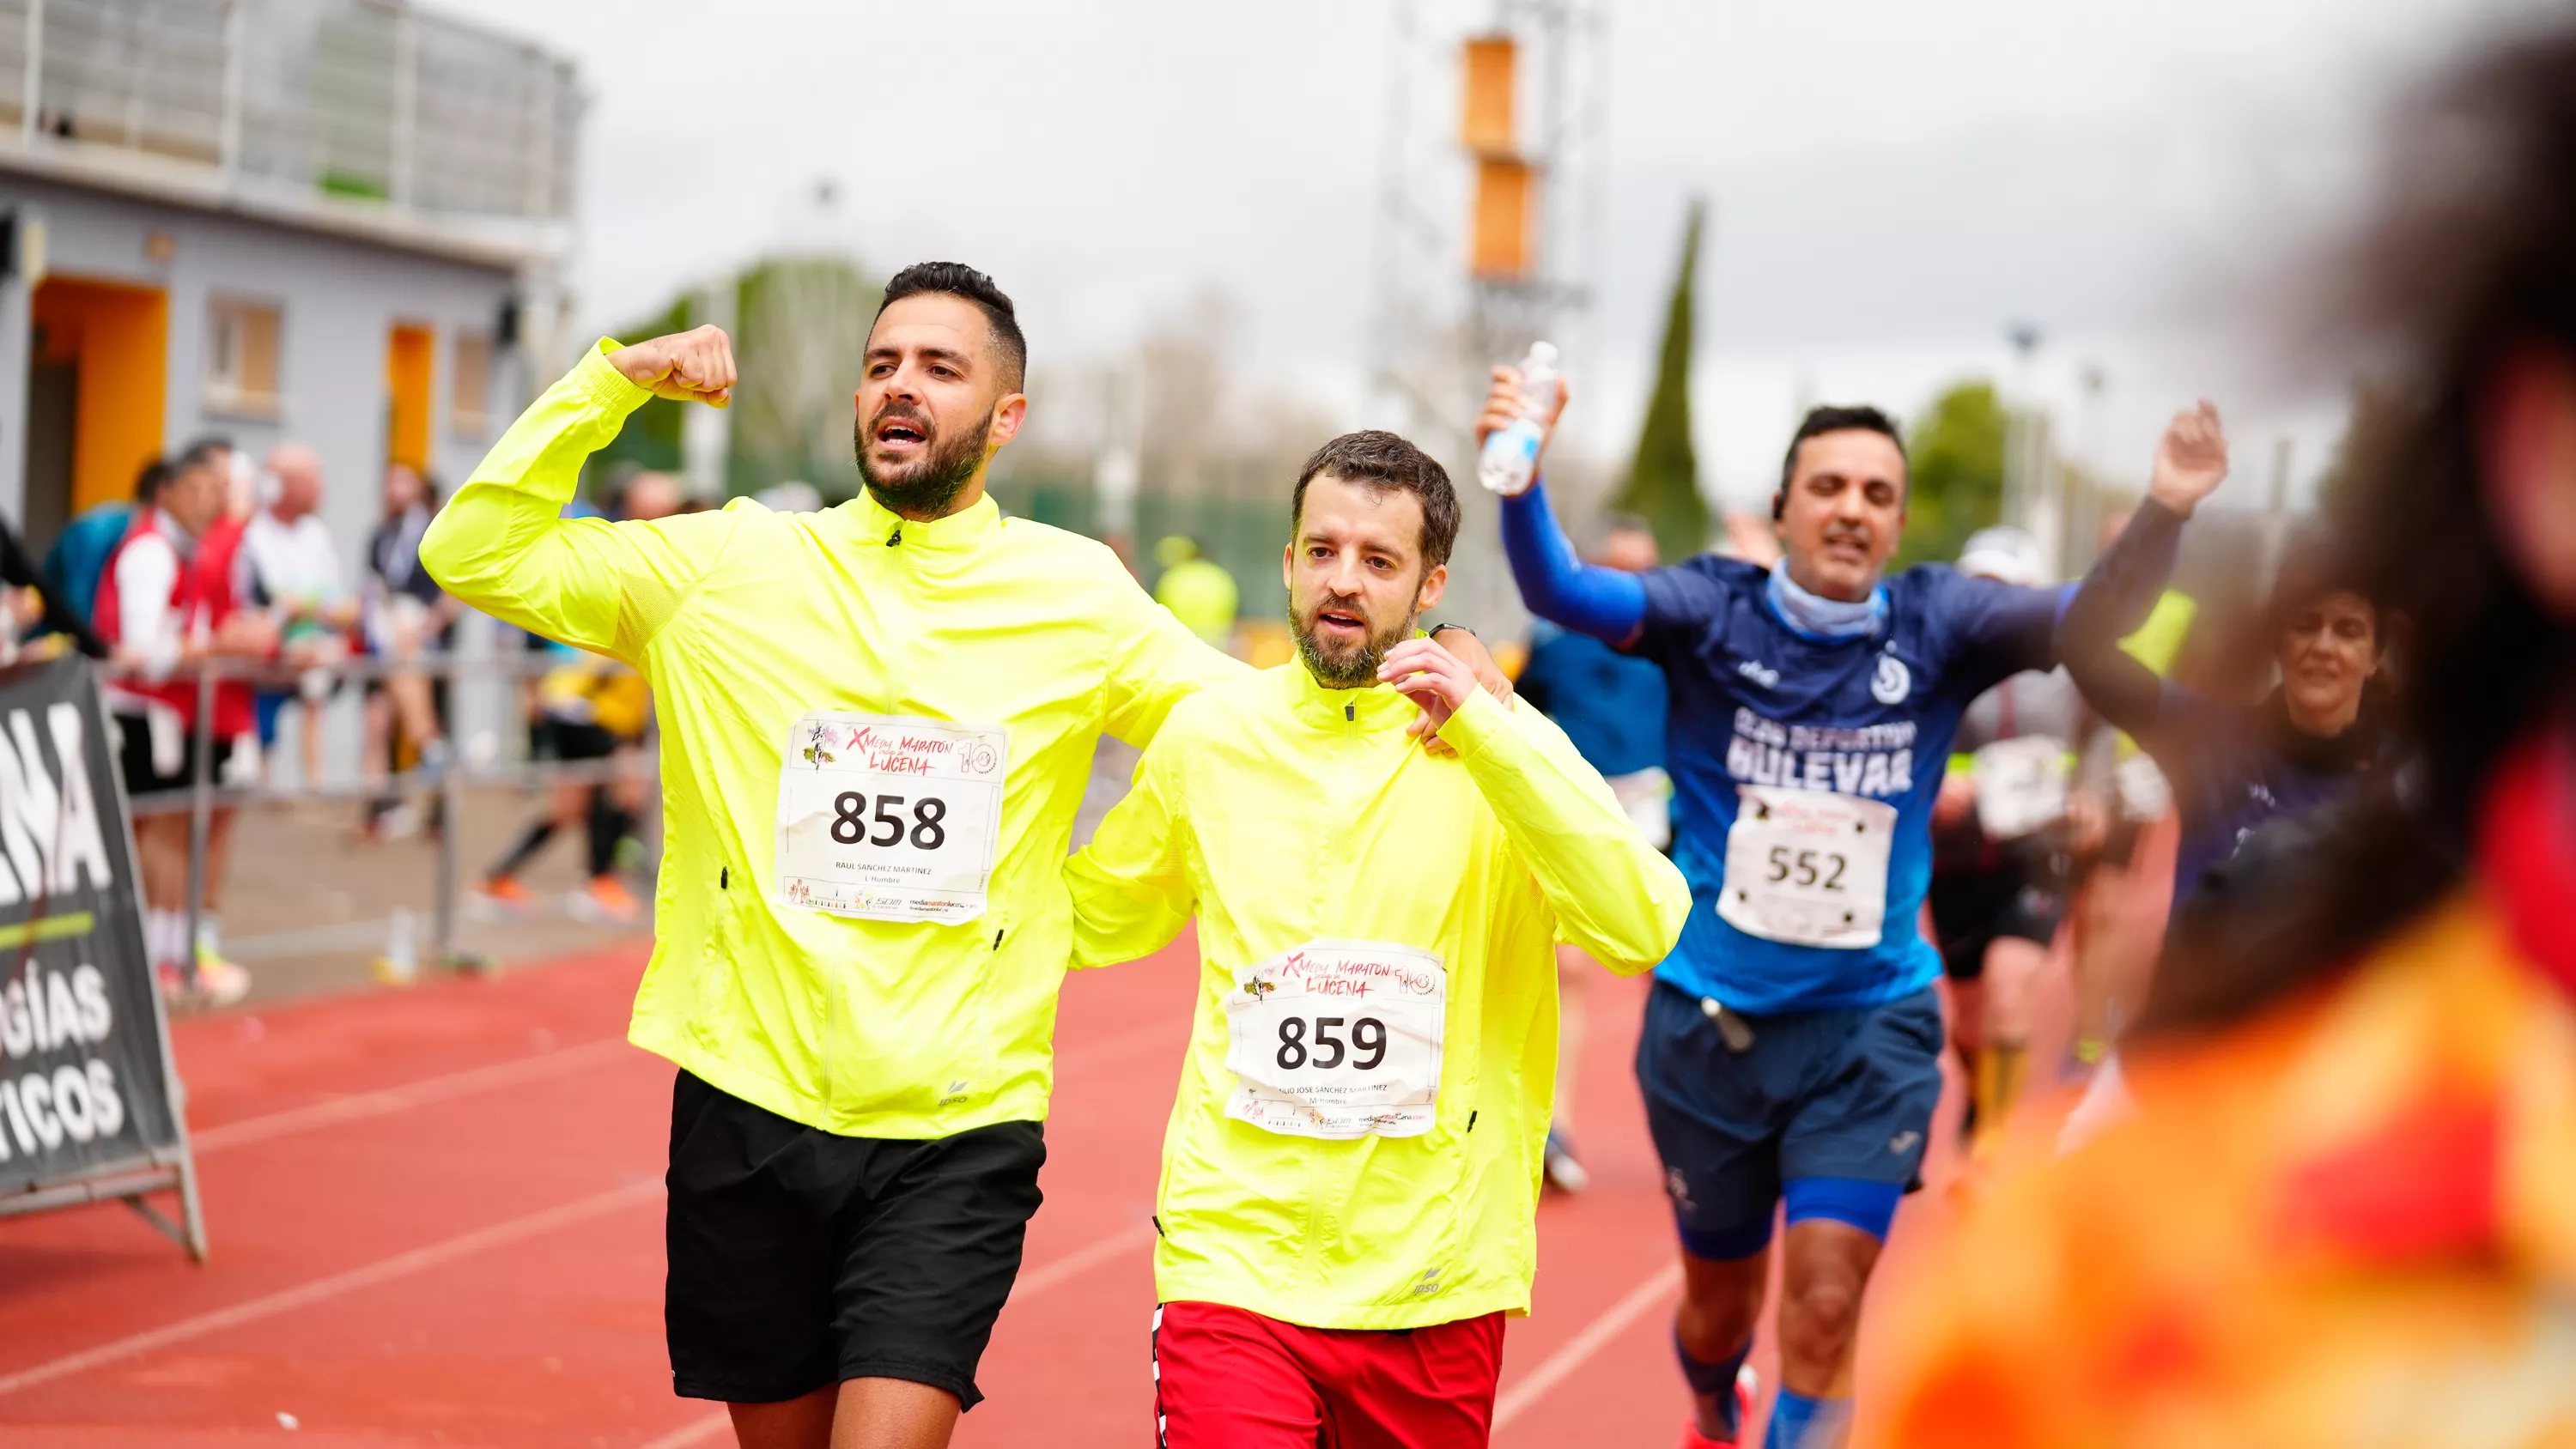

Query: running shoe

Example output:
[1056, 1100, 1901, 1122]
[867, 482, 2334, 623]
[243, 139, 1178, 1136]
[1676, 1366, 1760, 1447]
[1542, 1125, 1590, 1194]
[177, 951, 252, 1009]
[568, 874, 641, 925]
[469, 874, 538, 919]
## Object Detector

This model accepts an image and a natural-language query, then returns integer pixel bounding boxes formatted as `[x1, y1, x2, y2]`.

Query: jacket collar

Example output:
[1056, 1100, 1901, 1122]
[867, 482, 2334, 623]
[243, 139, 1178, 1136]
[836, 487, 1003, 554]
[1285, 656, 1423, 736]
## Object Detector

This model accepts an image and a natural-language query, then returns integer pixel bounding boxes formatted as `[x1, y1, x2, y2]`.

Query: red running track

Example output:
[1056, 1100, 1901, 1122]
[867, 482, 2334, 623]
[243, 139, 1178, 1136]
[0, 935, 1991, 1447]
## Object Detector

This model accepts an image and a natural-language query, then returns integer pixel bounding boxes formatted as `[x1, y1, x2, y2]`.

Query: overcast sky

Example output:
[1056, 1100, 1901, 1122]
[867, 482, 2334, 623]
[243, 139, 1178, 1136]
[442, 0, 2533, 509]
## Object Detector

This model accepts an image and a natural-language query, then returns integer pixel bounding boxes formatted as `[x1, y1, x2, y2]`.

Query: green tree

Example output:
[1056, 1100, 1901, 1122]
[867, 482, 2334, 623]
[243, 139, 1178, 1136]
[1894, 379, 2008, 569]
[1613, 202, 1711, 564]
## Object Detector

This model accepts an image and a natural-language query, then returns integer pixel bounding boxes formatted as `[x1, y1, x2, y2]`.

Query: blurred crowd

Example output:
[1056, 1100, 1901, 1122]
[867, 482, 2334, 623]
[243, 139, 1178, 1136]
[0, 437, 709, 1009]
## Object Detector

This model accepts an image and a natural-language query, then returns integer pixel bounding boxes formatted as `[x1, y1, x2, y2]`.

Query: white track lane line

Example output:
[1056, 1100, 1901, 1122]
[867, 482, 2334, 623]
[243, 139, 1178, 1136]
[635, 1223, 1157, 1449]
[1491, 1263, 1684, 1431]
[187, 1018, 1178, 1159]
[191, 1036, 639, 1155]
[0, 1179, 664, 1398]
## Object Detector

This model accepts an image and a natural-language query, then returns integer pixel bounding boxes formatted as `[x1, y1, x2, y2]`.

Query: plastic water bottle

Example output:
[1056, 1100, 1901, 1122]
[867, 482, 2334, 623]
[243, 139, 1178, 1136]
[1476, 341, 1558, 497]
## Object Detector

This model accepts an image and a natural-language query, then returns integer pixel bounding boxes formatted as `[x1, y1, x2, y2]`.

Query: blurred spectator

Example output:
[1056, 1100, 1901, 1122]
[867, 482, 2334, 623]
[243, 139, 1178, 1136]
[93, 446, 277, 1006]
[1152, 534, 1239, 649]
[1513, 512, 1667, 1194]
[44, 458, 159, 631]
[0, 508, 105, 663]
[1858, 28, 2576, 1447]
[241, 443, 356, 786]
[359, 463, 458, 837]
[472, 648, 652, 925]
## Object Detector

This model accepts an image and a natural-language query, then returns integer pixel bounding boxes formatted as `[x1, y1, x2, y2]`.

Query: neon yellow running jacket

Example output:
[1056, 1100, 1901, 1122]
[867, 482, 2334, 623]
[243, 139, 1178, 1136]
[422, 341, 1243, 1137]
[1065, 664, 1691, 1329]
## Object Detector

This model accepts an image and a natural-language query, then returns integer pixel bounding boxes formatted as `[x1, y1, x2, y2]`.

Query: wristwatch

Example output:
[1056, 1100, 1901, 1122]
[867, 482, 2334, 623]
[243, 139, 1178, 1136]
[1426, 622, 1476, 640]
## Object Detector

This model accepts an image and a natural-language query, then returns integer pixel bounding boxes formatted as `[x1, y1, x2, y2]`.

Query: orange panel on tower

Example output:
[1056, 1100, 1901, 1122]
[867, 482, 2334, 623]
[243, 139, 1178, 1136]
[1461, 35, 1516, 155]
[1471, 157, 1534, 281]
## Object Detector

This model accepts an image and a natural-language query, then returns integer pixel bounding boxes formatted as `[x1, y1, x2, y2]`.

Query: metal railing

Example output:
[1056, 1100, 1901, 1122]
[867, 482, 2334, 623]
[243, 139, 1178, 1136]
[106, 647, 654, 979]
[0, 0, 580, 227]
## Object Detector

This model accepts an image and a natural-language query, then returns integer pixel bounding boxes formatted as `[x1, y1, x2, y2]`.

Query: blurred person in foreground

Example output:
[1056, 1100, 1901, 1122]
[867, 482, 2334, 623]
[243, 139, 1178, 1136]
[2050, 406, 2396, 1148]
[1153, 534, 1239, 650]
[1065, 432, 1686, 1448]
[1510, 510, 1669, 1193]
[1857, 28, 2576, 1448]
[359, 462, 459, 837]
[242, 444, 358, 787]
[1924, 526, 2098, 1161]
[1493, 372, 2067, 1449]
[94, 441, 277, 1005]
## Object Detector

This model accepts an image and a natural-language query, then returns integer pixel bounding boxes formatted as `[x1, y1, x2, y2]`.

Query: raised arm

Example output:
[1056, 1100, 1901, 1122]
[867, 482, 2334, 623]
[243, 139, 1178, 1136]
[421, 328, 738, 662]
[1381, 639, 1689, 973]
[1062, 737, 1197, 969]
[2057, 402, 2228, 749]
[1475, 366, 1648, 646]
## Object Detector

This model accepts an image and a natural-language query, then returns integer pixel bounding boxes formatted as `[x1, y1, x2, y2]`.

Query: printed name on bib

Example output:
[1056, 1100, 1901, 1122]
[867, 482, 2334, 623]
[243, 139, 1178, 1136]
[1718, 785, 1897, 949]
[773, 712, 1007, 925]
[1222, 940, 1446, 1140]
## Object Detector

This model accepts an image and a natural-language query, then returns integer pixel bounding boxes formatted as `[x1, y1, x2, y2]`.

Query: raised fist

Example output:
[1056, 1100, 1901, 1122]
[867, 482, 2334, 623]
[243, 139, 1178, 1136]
[2148, 400, 2228, 517]
[607, 324, 737, 409]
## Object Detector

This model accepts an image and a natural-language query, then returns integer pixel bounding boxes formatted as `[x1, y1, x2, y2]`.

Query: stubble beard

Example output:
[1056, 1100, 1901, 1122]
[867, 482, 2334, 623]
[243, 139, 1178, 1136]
[854, 405, 995, 519]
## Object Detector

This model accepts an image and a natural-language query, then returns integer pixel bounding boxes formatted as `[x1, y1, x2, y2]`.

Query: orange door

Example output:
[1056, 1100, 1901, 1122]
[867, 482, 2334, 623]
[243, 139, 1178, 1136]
[385, 323, 434, 471]
[27, 276, 168, 522]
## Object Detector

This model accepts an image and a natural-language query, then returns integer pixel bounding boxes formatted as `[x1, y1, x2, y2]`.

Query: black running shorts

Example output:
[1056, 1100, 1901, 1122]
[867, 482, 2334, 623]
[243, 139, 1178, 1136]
[663, 1070, 1046, 1409]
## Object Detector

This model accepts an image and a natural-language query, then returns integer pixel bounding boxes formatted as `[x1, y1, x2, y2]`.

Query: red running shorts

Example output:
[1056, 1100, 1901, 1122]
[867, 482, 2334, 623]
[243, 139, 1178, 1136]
[1151, 1299, 1506, 1449]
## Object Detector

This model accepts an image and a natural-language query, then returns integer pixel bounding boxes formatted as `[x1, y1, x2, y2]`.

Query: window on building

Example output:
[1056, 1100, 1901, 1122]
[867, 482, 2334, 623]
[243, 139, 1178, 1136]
[452, 331, 495, 438]
[205, 298, 283, 419]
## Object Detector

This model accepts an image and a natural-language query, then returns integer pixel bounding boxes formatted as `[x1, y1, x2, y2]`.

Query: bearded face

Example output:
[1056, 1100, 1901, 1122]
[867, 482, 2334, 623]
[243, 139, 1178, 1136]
[854, 396, 994, 520]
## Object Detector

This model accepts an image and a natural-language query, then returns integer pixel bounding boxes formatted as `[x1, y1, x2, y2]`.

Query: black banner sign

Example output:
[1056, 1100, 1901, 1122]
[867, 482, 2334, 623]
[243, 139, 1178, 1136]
[0, 657, 185, 1205]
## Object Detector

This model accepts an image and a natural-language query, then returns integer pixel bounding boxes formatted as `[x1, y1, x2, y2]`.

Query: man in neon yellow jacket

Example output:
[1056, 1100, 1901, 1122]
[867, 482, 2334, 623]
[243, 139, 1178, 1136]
[420, 264, 1503, 1449]
[1066, 430, 1691, 1448]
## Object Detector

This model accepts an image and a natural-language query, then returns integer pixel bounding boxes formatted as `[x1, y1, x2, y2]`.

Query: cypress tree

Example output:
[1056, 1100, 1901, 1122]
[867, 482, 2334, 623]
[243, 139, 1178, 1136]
[1614, 202, 1711, 563]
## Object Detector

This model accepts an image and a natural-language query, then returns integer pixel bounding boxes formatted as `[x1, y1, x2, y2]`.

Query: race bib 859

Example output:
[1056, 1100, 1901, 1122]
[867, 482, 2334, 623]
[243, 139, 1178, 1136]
[1222, 940, 1447, 1140]
[773, 712, 1007, 925]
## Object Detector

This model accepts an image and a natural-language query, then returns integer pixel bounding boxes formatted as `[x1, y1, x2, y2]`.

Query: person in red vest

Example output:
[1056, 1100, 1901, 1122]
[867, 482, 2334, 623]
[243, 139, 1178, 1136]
[93, 439, 277, 1007]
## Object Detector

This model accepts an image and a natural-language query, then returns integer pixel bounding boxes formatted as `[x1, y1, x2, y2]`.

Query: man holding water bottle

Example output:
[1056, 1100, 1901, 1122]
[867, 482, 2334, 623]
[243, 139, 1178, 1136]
[1482, 360, 2064, 1449]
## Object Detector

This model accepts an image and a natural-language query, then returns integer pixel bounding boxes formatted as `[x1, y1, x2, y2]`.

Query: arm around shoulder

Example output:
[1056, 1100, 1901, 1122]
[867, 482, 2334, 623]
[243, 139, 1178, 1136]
[1440, 690, 1689, 974]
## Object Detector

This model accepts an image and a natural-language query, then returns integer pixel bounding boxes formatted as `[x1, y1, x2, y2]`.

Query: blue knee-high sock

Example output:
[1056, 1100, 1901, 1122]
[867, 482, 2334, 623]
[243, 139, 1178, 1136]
[1766, 1389, 1852, 1449]
[1674, 1326, 1752, 1440]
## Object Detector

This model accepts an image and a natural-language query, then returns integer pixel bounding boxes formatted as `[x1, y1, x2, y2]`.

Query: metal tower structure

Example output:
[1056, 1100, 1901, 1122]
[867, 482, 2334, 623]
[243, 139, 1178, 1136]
[1367, 0, 1609, 632]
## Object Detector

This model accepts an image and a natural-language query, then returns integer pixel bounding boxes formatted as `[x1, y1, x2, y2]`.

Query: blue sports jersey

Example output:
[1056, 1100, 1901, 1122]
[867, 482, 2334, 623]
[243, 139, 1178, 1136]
[1631, 556, 2059, 1013]
[1517, 619, 1667, 778]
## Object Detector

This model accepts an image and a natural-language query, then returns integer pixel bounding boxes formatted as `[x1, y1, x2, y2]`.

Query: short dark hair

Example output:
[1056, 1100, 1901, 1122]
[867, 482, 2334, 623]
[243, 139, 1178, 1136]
[175, 435, 234, 472]
[133, 457, 173, 505]
[876, 262, 1026, 391]
[1290, 430, 1460, 571]
[1772, 404, 1907, 519]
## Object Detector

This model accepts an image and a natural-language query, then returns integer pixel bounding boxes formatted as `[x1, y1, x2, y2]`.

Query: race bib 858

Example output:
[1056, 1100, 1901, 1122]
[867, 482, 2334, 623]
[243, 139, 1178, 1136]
[773, 712, 1007, 925]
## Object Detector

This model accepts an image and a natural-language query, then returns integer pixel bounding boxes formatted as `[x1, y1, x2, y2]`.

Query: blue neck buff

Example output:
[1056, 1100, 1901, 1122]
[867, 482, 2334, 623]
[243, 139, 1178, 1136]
[1766, 564, 1886, 640]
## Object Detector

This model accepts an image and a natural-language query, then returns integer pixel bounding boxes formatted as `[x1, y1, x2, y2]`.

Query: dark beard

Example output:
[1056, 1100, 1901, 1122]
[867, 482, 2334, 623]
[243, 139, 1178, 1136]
[854, 404, 993, 519]
[1291, 596, 1416, 689]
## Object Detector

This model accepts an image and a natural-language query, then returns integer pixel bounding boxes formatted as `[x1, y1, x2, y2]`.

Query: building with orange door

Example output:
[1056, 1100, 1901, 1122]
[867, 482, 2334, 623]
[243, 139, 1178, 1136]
[0, 0, 580, 562]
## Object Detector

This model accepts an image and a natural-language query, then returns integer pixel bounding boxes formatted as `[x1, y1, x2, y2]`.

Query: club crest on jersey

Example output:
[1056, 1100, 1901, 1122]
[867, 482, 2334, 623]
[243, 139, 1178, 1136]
[1870, 652, 1911, 705]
